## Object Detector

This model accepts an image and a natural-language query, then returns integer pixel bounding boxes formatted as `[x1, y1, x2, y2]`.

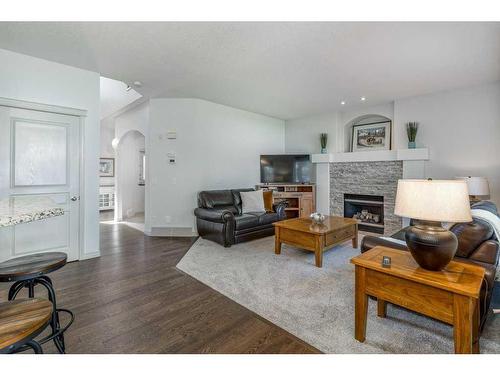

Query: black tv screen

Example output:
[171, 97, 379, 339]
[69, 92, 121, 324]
[260, 154, 312, 184]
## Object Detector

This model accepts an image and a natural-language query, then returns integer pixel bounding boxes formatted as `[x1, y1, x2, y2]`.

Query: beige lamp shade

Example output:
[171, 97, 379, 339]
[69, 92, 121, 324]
[394, 179, 472, 223]
[455, 176, 490, 196]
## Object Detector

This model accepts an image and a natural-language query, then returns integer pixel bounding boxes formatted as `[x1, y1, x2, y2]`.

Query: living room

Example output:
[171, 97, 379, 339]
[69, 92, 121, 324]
[0, 1, 499, 373]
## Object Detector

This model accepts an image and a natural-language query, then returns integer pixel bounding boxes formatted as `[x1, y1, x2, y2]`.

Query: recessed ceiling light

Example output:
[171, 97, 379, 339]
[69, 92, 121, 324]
[133, 81, 142, 87]
[360, 97, 366, 101]
[340, 101, 346, 105]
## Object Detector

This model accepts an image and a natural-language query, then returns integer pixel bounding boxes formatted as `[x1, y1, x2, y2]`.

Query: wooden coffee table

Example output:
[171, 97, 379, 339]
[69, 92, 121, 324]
[273, 216, 358, 267]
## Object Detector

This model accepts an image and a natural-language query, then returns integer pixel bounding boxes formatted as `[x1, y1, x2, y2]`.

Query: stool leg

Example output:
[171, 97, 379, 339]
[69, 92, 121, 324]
[24, 340, 43, 354]
[8, 281, 26, 300]
[27, 280, 35, 298]
[35, 277, 65, 354]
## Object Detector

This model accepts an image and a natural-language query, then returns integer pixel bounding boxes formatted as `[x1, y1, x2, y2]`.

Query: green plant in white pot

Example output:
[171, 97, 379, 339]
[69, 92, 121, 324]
[320, 133, 328, 154]
[406, 122, 419, 149]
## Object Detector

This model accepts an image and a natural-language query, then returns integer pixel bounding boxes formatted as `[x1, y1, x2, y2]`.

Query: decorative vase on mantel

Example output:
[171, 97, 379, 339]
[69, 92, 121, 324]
[320, 133, 328, 154]
[406, 122, 419, 149]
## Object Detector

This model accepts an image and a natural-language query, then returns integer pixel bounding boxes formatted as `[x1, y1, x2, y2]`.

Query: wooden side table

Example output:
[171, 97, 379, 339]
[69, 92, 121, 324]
[350, 246, 485, 354]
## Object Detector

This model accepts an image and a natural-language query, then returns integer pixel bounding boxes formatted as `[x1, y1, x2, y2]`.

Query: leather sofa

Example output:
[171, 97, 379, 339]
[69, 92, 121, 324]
[194, 188, 287, 247]
[361, 201, 499, 330]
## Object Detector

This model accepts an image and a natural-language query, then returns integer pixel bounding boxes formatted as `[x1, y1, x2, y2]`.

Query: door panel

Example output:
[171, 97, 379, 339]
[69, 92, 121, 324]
[0, 106, 80, 262]
[13, 120, 68, 186]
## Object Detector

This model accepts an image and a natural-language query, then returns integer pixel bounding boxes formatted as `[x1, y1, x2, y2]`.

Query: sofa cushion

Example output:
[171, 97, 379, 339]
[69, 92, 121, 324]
[263, 190, 274, 213]
[241, 190, 265, 214]
[198, 190, 238, 214]
[451, 219, 494, 258]
[247, 211, 279, 226]
[231, 189, 255, 215]
[234, 214, 260, 230]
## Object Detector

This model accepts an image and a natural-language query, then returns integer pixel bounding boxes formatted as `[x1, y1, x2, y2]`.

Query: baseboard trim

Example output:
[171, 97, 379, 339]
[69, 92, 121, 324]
[146, 226, 198, 237]
[80, 251, 101, 260]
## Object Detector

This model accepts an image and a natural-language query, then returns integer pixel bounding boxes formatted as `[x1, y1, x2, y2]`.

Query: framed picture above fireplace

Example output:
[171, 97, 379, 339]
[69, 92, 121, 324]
[351, 121, 391, 152]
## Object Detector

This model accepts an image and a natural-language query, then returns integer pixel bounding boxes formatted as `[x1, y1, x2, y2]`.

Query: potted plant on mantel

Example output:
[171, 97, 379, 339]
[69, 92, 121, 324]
[406, 122, 419, 149]
[320, 133, 328, 154]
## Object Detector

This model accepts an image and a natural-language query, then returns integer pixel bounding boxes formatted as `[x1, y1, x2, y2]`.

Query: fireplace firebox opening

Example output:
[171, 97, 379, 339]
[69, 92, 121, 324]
[344, 193, 384, 234]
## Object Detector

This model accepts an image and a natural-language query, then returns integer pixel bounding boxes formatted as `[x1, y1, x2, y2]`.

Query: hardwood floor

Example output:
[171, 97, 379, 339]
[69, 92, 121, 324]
[0, 222, 319, 353]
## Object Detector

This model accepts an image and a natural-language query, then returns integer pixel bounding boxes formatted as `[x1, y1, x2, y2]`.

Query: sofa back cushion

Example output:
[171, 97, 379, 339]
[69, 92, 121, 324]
[240, 190, 265, 214]
[231, 188, 255, 215]
[263, 190, 274, 212]
[451, 218, 494, 258]
[198, 190, 238, 214]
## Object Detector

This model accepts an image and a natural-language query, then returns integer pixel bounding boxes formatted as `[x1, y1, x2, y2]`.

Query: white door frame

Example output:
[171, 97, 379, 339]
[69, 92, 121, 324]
[0, 96, 88, 260]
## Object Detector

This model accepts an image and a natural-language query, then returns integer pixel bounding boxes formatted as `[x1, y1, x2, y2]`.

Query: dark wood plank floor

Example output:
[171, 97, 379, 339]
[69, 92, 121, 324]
[0, 222, 319, 353]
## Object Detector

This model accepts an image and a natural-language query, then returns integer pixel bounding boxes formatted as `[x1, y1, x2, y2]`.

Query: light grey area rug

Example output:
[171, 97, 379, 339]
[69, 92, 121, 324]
[176, 236, 500, 353]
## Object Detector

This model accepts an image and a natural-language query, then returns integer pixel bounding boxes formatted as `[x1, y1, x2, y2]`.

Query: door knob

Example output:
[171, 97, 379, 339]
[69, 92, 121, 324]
[71, 196, 79, 201]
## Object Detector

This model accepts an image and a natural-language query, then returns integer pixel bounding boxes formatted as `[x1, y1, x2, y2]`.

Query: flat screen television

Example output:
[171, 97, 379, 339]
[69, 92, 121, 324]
[260, 154, 312, 184]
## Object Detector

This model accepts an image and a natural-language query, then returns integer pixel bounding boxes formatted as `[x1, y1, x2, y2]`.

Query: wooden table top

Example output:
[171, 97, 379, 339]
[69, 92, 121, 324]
[0, 252, 67, 282]
[350, 246, 485, 298]
[0, 298, 52, 351]
[273, 215, 357, 235]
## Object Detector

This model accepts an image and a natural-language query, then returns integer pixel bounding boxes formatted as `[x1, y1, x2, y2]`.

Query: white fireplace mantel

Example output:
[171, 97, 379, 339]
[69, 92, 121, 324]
[311, 148, 429, 164]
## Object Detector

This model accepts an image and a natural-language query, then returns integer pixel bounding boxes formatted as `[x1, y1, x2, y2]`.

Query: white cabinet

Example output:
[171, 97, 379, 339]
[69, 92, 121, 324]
[99, 186, 115, 211]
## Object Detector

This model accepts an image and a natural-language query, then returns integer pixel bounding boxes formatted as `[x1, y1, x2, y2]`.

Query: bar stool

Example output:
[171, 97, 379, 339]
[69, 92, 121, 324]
[0, 252, 74, 353]
[0, 298, 52, 354]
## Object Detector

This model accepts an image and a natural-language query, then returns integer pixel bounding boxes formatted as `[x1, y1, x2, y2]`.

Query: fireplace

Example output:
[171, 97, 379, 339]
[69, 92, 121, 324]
[344, 193, 384, 234]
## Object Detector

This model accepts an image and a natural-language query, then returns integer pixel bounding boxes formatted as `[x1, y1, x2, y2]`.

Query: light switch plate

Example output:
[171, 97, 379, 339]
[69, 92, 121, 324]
[167, 131, 177, 139]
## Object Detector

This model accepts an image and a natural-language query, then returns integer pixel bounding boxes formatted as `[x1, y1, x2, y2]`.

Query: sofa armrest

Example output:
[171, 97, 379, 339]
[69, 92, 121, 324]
[194, 208, 235, 223]
[361, 235, 408, 253]
[273, 201, 288, 220]
[468, 240, 500, 265]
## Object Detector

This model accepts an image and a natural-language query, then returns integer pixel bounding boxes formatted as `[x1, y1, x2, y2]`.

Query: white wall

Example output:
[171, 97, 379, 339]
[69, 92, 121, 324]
[285, 103, 395, 154]
[285, 112, 339, 154]
[393, 82, 500, 205]
[99, 118, 115, 187]
[284, 81, 500, 207]
[148, 98, 285, 235]
[118, 131, 145, 218]
[0, 48, 100, 259]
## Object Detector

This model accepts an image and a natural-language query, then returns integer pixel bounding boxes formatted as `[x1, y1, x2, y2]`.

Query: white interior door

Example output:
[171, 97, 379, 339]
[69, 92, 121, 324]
[0, 106, 80, 262]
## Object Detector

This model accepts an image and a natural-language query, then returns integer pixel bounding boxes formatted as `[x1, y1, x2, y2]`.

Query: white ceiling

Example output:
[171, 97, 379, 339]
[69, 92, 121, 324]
[0, 22, 499, 120]
[100, 76, 142, 120]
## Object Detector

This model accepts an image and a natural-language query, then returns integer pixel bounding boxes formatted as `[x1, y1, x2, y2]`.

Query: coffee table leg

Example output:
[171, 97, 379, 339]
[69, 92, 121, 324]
[352, 224, 358, 249]
[354, 266, 368, 342]
[274, 228, 281, 255]
[314, 236, 323, 267]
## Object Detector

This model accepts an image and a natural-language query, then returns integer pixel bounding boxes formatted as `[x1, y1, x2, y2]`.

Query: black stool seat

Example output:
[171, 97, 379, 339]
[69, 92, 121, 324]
[0, 252, 73, 354]
[0, 252, 67, 282]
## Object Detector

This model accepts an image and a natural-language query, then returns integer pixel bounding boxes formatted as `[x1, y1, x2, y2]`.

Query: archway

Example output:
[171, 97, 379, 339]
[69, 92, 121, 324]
[343, 114, 392, 152]
[114, 130, 146, 232]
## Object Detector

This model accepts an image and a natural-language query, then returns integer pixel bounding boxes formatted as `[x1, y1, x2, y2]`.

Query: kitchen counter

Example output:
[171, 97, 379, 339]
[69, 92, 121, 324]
[0, 196, 65, 227]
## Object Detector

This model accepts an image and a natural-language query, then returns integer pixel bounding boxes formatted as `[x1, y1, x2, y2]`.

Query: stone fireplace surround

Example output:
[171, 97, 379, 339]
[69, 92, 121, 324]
[312, 148, 429, 236]
[330, 161, 402, 235]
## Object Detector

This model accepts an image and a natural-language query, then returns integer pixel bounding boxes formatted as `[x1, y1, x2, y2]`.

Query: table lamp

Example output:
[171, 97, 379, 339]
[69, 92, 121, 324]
[394, 179, 472, 271]
[455, 176, 490, 203]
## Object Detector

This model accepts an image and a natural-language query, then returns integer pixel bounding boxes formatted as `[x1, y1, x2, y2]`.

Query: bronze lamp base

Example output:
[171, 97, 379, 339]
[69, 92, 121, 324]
[405, 221, 458, 271]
